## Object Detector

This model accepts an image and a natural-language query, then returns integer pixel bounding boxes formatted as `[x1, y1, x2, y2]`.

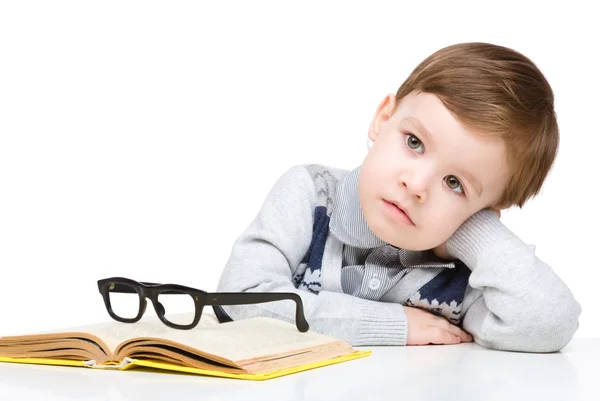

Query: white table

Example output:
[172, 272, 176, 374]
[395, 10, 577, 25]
[0, 338, 597, 401]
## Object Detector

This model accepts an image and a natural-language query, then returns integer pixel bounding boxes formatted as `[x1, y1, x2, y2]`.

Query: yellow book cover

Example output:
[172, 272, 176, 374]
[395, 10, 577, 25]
[0, 314, 370, 380]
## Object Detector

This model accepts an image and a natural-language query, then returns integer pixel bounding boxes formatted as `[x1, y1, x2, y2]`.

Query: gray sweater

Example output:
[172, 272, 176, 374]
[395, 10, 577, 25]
[217, 164, 581, 352]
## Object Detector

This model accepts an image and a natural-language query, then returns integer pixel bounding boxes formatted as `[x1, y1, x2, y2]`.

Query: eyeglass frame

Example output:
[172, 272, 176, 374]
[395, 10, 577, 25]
[97, 277, 309, 332]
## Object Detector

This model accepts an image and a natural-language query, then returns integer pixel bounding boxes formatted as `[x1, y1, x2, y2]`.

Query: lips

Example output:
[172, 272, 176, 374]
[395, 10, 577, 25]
[387, 200, 415, 225]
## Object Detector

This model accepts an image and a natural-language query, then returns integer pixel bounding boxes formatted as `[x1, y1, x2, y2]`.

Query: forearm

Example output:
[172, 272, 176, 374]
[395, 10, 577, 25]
[218, 230, 408, 346]
[448, 209, 581, 352]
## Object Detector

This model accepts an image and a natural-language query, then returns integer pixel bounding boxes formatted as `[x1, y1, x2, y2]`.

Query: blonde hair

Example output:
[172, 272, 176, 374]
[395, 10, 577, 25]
[394, 42, 559, 208]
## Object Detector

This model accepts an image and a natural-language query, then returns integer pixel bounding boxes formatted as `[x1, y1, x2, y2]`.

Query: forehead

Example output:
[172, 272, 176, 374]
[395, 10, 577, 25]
[393, 92, 510, 200]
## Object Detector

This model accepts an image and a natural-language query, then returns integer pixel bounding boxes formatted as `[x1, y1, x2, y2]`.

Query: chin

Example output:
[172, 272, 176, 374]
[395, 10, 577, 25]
[376, 233, 430, 251]
[392, 241, 433, 252]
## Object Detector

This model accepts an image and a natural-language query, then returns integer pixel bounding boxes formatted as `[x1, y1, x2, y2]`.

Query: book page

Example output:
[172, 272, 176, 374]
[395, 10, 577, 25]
[135, 317, 345, 363]
[21, 312, 220, 353]
[3, 314, 347, 366]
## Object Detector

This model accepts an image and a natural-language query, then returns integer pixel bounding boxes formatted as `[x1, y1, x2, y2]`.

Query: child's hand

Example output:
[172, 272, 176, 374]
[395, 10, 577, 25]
[404, 306, 473, 345]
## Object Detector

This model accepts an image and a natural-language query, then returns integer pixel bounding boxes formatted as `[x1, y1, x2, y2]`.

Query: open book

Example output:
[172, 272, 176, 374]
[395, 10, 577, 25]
[0, 313, 370, 380]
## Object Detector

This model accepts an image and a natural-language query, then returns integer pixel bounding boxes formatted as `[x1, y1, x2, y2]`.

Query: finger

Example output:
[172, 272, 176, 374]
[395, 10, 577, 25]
[433, 328, 461, 345]
[446, 325, 473, 343]
[460, 331, 474, 342]
[438, 320, 472, 343]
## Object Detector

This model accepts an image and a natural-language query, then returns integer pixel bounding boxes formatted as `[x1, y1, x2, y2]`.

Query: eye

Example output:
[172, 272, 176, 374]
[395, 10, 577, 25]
[445, 175, 465, 195]
[404, 133, 467, 198]
[405, 134, 424, 153]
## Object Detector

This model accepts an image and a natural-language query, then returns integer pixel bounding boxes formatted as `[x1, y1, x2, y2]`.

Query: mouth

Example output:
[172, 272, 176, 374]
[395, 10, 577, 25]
[383, 200, 415, 226]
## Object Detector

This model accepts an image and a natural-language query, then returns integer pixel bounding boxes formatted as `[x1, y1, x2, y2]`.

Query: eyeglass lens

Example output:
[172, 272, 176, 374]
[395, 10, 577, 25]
[108, 284, 197, 325]
[108, 282, 139, 319]
[157, 290, 197, 325]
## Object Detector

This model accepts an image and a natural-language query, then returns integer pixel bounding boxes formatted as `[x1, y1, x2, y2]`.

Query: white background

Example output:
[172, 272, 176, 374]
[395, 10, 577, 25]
[1, 1, 598, 339]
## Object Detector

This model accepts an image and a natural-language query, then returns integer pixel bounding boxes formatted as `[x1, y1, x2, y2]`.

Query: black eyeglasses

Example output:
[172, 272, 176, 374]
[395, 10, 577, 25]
[97, 277, 309, 332]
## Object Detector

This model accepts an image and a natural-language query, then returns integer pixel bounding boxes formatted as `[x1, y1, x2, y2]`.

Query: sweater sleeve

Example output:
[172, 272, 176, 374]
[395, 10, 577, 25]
[447, 209, 581, 352]
[216, 165, 408, 346]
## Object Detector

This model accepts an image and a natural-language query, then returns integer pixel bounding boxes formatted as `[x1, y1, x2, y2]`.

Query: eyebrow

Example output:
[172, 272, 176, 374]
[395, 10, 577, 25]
[403, 116, 484, 197]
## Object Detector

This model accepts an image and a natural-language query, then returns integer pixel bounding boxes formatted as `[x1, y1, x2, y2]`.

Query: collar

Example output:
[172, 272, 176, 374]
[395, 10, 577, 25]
[329, 166, 456, 269]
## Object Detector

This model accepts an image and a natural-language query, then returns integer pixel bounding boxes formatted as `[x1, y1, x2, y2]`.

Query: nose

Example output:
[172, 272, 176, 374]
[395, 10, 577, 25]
[400, 173, 429, 203]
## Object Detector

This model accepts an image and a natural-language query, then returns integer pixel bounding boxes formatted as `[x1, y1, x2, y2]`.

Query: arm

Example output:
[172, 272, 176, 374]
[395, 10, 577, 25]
[216, 165, 408, 346]
[447, 209, 581, 352]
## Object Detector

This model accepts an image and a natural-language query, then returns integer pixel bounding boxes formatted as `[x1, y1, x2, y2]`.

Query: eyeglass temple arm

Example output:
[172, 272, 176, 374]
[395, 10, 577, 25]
[205, 292, 309, 332]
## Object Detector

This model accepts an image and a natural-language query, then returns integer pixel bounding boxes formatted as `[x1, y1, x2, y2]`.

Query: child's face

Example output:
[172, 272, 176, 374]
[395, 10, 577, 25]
[358, 91, 510, 251]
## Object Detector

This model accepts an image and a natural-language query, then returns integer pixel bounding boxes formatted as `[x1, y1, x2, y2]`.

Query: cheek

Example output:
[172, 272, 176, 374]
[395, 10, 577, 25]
[357, 166, 377, 206]
[359, 156, 385, 192]
[425, 207, 469, 238]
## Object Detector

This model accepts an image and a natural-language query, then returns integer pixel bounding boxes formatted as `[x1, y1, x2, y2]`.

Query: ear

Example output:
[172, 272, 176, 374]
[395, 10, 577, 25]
[368, 94, 396, 142]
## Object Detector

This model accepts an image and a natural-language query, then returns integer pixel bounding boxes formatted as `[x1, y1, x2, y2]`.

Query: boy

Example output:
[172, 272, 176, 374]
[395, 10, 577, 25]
[216, 42, 581, 352]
